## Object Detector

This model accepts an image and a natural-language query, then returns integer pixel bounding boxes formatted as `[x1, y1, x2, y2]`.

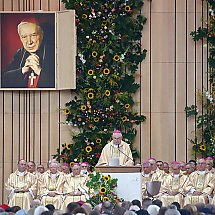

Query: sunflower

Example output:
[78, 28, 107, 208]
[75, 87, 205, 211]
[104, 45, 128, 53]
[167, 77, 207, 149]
[88, 92, 94, 99]
[124, 104, 130, 109]
[125, 5, 131, 12]
[100, 187, 106, 194]
[82, 13, 88, 19]
[105, 90, 111, 96]
[88, 69, 94, 76]
[121, 116, 128, 122]
[81, 105, 87, 111]
[92, 51, 98, 57]
[113, 54, 120, 61]
[102, 20, 106, 26]
[94, 117, 99, 122]
[64, 108, 71, 115]
[96, 138, 102, 144]
[103, 68, 110, 75]
[65, 143, 71, 150]
[103, 197, 110, 202]
[199, 145, 206, 151]
[70, 162, 74, 167]
[103, 175, 110, 181]
[85, 146, 93, 153]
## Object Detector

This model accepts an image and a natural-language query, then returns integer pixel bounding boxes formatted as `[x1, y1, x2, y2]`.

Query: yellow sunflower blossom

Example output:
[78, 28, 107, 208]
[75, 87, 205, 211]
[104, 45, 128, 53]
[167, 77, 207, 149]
[82, 14, 88, 19]
[88, 69, 94, 76]
[103, 68, 110, 75]
[199, 145, 206, 151]
[100, 187, 106, 194]
[70, 162, 74, 167]
[65, 143, 71, 150]
[92, 51, 98, 57]
[125, 5, 131, 12]
[88, 92, 94, 99]
[85, 146, 92, 153]
[102, 20, 106, 26]
[122, 116, 128, 122]
[103, 197, 110, 202]
[81, 105, 87, 111]
[105, 90, 111, 96]
[96, 138, 102, 144]
[94, 117, 99, 122]
[113, 54, 120, 61]
[64, 108, 71, 115]
[124, 104, 130, 109]
[103, 175, 110, 181]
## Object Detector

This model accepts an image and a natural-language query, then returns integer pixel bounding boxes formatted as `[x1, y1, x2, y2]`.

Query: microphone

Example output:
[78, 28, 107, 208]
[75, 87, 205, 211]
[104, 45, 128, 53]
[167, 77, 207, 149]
[111, 144, 134, 164]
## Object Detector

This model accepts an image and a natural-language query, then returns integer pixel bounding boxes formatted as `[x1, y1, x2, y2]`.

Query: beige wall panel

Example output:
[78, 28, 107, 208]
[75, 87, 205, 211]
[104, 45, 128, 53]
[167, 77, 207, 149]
[186, 63, 196, 106]
[176, 63, 187, 112]
[151, 63, 175, 113]
[141, 63, 150, 113]
[151, 13, 175, 63]
[150, 0, 202, 13]
[150, 113, 175, 162]
[187, 12, 203, 63]
[176, 113, 187, 161]
[176, 13, 186, 63]
[140, 113, 151, 161]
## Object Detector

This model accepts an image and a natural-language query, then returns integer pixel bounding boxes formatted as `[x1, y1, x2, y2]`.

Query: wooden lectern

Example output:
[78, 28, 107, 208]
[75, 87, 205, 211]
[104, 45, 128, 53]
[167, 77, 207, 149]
[96, 166, 142, 202]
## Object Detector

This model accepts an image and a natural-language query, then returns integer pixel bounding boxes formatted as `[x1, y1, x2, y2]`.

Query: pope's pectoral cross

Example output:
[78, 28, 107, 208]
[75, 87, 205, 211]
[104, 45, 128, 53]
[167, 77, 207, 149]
[29, 72, 36, 86]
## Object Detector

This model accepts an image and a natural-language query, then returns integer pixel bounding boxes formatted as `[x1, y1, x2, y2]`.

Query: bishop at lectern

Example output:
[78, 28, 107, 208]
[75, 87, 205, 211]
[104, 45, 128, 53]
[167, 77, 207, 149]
[96, 130, 134, 166]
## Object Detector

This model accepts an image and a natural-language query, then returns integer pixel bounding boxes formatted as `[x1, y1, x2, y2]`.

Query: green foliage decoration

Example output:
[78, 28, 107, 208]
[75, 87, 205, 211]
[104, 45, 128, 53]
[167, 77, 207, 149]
[53, 0, 147, 166]
[86, 172, 123, 206]
[185, 0, 215, 158]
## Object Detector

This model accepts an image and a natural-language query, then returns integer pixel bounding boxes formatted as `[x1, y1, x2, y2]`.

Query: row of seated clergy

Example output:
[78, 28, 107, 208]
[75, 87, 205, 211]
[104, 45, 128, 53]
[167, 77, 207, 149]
[5, 160, 89, 210]
[141, 159, 215, 207]
[38, 162, 89, 210]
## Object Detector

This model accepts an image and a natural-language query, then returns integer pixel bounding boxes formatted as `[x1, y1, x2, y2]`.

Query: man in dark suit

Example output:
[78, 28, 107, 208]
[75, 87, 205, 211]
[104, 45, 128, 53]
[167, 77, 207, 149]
[2, 18, 55, 88]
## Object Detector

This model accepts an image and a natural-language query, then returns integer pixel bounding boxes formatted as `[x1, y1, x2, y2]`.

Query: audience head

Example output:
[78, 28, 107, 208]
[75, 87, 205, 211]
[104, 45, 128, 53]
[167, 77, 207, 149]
[183, 204, 197, 215]
[81, 203, 92, 215]
[34, 206, 48, 215]
[152, 199, 162, 208]
[158, 207, 168, 215]
[142, 198, 152, 210]
[72, 207, 87, 215]
[113, 205, 126, 215]
[102, 201, 114, 214]
[45, 204, 55, 212]
[147, 205, 160, 215]
[131, 199, 142, 210]
[66, 202, 80, 214]
[122, 201, 132, 210]
[171, 202, 181, 210]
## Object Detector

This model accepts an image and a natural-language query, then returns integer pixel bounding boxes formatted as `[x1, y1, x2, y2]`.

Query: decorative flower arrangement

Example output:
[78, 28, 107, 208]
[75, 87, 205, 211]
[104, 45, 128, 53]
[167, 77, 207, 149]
[185, 0, 215, 160]
[86, 172, 123, 206]
[54, 0, 147, 166]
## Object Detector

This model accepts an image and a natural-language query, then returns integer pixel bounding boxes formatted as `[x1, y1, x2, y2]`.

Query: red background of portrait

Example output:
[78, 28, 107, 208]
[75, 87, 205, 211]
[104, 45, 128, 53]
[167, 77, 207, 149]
[1, 13, 55, 71]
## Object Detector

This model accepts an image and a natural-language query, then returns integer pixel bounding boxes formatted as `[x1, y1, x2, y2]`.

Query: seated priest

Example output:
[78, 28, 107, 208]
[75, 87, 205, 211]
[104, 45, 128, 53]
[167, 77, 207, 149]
[62, 163, 89, 209]
[96, 130, 134, 166]
[5, 159, 37, 210]
[158, 161, 188, 207]
[183, 158, 214, 205]
[38, 162, 65, 209]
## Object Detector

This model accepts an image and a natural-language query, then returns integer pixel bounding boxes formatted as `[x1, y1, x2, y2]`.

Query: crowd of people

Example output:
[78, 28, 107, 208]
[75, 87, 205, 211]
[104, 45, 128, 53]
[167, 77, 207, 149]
[1, 156, 215, 215]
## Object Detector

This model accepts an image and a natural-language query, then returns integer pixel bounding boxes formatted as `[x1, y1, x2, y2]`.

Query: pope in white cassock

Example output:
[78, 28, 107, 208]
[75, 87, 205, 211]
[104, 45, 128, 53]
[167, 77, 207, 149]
[96, 130, 134, 166]
[5, 159, 37, 210]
